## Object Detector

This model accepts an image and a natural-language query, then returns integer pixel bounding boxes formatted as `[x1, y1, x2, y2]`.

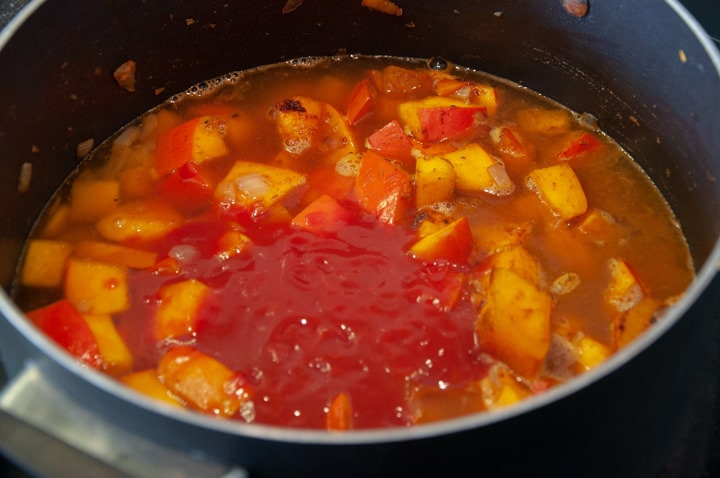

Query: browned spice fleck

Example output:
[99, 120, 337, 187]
[563, 0, 588, 17]
[361, 0, 403, 16]
[113, 60, 137, 92]
[282, 0, 304, 14]
[277, 99, 306, 113]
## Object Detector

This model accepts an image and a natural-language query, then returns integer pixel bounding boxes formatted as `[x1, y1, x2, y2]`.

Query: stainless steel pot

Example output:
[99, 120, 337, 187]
[0, 1, 719, 477]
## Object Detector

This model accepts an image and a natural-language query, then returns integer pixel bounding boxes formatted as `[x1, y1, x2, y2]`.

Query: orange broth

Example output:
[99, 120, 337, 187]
[13, 56, 694, 429]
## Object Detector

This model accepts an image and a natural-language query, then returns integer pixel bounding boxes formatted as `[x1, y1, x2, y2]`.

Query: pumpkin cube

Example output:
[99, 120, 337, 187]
[158, 346, 253, 417]
[96, 199, 183, 243]
[40, 202, 71, 237]
[526, 163, 588, 221]
[605, 258, 645, 312]
[479, 364, 531, 410]
[70, 179, 120, 223]
[121, 370, 184, 407]
[409, 216, 474, 264]
[74, 241, 157, 269]
[610, 296, 660, 349]
[214, 160, 307, 215]
[21, 239, 73, 288]
[472, 222, 532, 258]
[82, 313, 133, 376]
[441, 143, 515, 196]
[415, 156, 456, 207]
[576, 208, 627, 246]
[65, 258, 129, 314]
[516, 107, 571, 135]
[488, 245, 542, 286]
[216, 230, 253, 260]
[119, 166, 157, 200]
[576, 335, 611, 370]
[155, 279, 210, 340]
[274, 96, 356, 163]
[476, 268, 553, 377]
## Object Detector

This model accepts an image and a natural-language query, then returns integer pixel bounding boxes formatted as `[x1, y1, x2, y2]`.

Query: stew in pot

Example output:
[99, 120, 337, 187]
[12, 55, 694, 430]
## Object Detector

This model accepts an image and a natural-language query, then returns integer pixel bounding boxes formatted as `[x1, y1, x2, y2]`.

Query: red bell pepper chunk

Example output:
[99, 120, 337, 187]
[346, 78, 376, 125]
[366, 120, 414, 166]
[158, 162, 212, 212]
[303, 167, 356, 205]
[326, 391, 353, 431]
[291, 194, 353, 234]
[155, 117, 202, 176]
[558, 131, 602, 160]
[355, 150, 413, 225]
[418, 105, 484, 142]
[496, 127, 530, 162]
[26, 300, 103, 368]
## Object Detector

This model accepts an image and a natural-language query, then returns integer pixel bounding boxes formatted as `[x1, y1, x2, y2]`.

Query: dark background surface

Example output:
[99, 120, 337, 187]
[0, 1, 719, 477]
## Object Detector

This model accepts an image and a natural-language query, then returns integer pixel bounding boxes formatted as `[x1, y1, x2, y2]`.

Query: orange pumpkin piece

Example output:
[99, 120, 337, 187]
[526, 163, 588, 221]
[216, 230, 253, 260]
[610, 296, 660, 349]
[441, 143, 515, 196]
[409, 216, 474, 265]
[65, 258, 130, 315]
[476, 268, 553, 377]
[414, 156, 456, 208]
[21, 239, 73, 288]
[355, 150, 413, 225]
[516, 107, 571, 135]
[487, 245, 542, 286]
[479, 364, 531, 410]
[155, 279, 210, 341]
[326, 391, 353, 431]
[70, 179, 120, 223]
[74, 241, 157, 269]
[575, 334, 612, 370]
[158, 346, 253, 417]
[82, 313, 133, 376]
[96, 199, 183, 243]
[605, 258, 645, 312]
[121, 369, 184, 407]
[213, 160, 307, 214]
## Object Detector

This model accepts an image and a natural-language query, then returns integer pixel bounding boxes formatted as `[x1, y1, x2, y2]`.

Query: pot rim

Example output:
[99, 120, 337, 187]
[1, 0, 719, 446]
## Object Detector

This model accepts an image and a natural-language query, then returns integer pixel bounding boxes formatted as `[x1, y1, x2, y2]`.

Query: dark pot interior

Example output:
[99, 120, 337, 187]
[0, 1, 719, 477]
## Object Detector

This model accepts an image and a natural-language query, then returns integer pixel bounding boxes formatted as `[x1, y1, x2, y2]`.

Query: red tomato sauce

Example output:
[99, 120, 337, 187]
[117, 204, 484, 428]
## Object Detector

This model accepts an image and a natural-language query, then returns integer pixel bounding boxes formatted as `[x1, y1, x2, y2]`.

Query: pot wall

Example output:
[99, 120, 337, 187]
[0, 1, 719, 477]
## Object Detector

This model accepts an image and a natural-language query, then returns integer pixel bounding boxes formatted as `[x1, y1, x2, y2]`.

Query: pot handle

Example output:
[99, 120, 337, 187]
[0, 359, 248, 478]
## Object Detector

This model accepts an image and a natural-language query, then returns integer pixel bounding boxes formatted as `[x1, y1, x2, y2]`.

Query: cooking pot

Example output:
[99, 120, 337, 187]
[0, 0, 719, 476]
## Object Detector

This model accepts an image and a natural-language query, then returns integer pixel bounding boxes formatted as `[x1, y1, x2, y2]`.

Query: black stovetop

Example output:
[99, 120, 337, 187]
[1, 1, 719, 477]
